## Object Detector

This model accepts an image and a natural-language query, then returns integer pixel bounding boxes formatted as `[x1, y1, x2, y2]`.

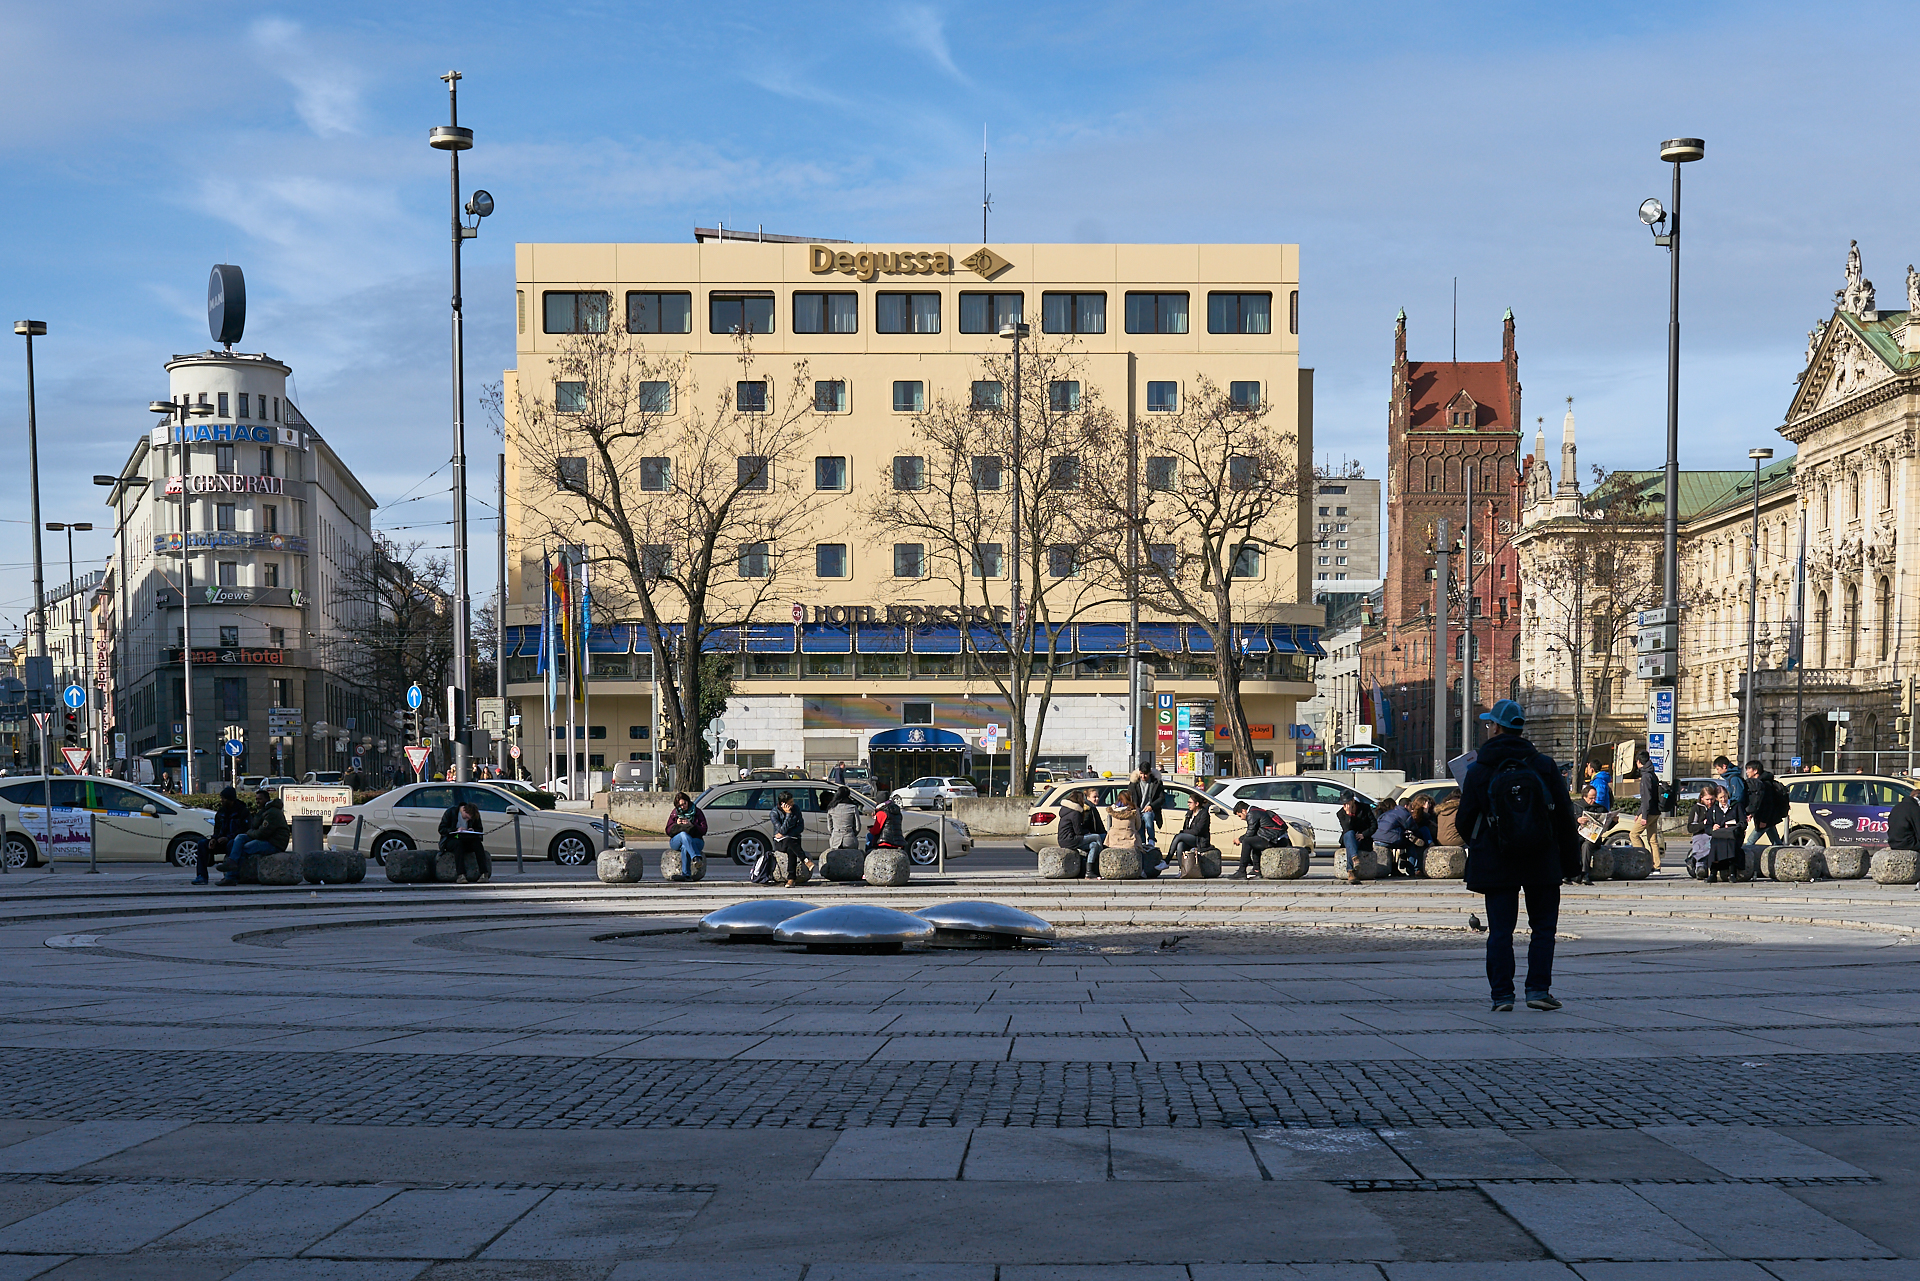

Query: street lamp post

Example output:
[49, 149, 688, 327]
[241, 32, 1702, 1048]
[45, 522, 94, 765]
[94, 472, 152, 778]
[998, 320, 1030, 793]
[15, 322, 49, 698]
[429, 70, 494, 785]
[1742, 446, 1774, 766]
[1639, 137, 1703, 785]
[149, 397, 214, 793]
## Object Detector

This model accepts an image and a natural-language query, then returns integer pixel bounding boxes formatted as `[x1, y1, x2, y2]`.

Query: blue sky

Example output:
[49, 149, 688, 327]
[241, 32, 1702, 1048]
[2, 0, 1916, 625]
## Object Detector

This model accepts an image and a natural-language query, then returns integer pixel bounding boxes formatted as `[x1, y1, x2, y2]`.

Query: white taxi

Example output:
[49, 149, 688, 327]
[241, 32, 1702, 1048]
[327, 781, 622, 866]
[0, 776, 216, 868]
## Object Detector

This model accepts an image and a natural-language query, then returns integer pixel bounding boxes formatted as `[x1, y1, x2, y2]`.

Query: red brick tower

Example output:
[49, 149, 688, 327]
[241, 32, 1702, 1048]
[1363, 310, 1524, 777]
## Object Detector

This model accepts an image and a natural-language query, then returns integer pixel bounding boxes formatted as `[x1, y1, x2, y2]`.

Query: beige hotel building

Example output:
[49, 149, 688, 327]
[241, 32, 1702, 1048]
[502, 234, 1324, 791]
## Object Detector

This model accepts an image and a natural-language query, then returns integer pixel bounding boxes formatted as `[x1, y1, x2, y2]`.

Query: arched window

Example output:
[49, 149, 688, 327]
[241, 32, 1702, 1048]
[1510, 633, 1522, 661]
[1817, 591, 1830, 667]
[1879, 576, 1893, 661]
[1445, 457, 1460, 491]
[1820, 486, 1831, 529]
[1844, 583, 1859, 666]
[1508, 675, 1520, 702]
[1882, 462, 1894, 511]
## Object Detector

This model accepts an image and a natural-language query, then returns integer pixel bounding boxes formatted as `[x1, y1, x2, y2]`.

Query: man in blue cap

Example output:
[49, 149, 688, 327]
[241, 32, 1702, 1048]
[1454, 698, 1581, 1013]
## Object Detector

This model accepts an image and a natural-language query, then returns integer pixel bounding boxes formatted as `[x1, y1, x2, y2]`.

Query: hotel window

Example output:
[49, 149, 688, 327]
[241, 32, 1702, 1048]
[736, 381, 767, 413]
[959, 292, 1023, 334]
[1146, 381, 1178, 412]
[555, 381, 586, 413]
[1318, 507, 1330, 516]
[972, 543, 1003, 578]
[892, 456, 926, 491]
[218, 562, 238, 586]
[216, 503, 236, 531]
[1124, 292, 1188, 334]
[640, 458, 671, 492]
[220, 626, 240, 647]
[217, 676, 245, 721]
[1146, 456, 1177, 490]
[738, 542, 771, 579]
[1228, 455, 1259, 490]
[971, 456, 1002, 491]
[814, 456, 848, 491]
[1049, 380, 1081, 412]
[1048, 456, 1081, 490]
[971, 380, 1003, 410]
[625, 291, 692, 334]
[1232, 545, 1262, 578]
[259, 447, 273, 476]
[792, 292, 858, 334]
[816, 543, 848, 578]
[544, 291, 609, 334]
[1047, 545, 1079, 578]
[263, 563, 279, 587]
[876, 292, 940, 334]
[1207, 292, 1272, 335]
[1289, 289, 1299, 334]
[217, 392, 230, 418]
[261, 504, 278, 533]
[893, 543, 926, 578]
[270, 628, 286, 648]
[892, 380, 925, 412]
[1148, 543, 1177, 573]
[814, 380, 847, 412]
[1229, 380, 1261, 410]
[237, 393, 250, 418]
[215, 444, 235, 474]
[737, 455, 769, 491]
[638, 381, 671, 413]
[902, 701, 933, 725]
[709, 293, 774, 334]
[1041, 292, 1106, 334]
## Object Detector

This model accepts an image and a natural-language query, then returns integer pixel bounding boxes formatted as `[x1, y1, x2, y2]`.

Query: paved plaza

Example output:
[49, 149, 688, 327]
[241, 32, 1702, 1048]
[1, 851, 1919, 1278]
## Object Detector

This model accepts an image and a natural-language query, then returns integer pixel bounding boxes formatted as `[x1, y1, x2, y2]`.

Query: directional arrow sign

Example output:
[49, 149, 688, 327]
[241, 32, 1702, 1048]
[62, 685, 86, 710]
[406, 684, 424, 711]
[61, 747, 89, 776]
[222, 740, 245, 758]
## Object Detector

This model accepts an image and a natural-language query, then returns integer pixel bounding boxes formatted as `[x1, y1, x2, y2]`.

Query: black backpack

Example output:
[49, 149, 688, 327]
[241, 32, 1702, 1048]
[1486, 756, 1558, 857]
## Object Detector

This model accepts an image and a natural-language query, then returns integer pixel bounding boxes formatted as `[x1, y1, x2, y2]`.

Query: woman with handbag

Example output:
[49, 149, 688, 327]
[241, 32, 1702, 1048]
[664, 792, 706, 879]
[770, 791, 807, 887]
[1707, 783, 1746, 883]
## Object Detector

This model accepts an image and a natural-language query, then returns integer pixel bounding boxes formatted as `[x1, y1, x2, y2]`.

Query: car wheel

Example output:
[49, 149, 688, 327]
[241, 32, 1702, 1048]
[2, 833, 39, 870]
[373, 832, 416, 864]
[168, 835, 207, 868]
[906, 831, 940, 865]
[730, 832, 768, 866]
[1787, 826, 1826, 848]
[550, 832, 595, 866]
[1604, 832, 1637, 848]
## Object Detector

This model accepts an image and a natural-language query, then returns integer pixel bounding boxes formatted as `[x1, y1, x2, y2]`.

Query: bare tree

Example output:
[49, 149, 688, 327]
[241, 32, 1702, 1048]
[512, 321, 820, 785]
[336, 537, 456, 748]
[864, 341, 1122, 794]
[1079, 376, 1306, 772]
[1522, 468, 1662, 767]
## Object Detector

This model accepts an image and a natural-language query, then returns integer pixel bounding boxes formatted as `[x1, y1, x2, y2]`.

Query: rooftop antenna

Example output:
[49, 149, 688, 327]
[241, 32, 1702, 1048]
[982, 124, 992, 242]
[1452, 276, 1458, 366]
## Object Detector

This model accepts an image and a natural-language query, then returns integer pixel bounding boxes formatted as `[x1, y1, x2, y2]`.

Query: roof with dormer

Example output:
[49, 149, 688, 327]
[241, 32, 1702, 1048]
[1405, 361, 1514, 430]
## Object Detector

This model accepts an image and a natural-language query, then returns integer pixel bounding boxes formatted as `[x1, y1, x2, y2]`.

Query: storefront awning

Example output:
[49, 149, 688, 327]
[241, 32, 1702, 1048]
[856, 623, 906, 653]
[587, 625, 633, 654]
[868, 727, 967, 751]
[910, 626, 963, 654]
[1075, 624, 1127, 654]
[800, 621, 851, 654]
[1184, 626, 1214, 654]
[1270, 625, 1301, 654]
[1300, 626, 1328, 658]
[1233, 626, 1270, 654]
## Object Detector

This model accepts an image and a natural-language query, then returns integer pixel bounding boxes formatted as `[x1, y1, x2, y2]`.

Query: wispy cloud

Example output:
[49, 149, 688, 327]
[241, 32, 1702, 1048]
[893, 4, 967, 83]
[251, 16, 364, 137]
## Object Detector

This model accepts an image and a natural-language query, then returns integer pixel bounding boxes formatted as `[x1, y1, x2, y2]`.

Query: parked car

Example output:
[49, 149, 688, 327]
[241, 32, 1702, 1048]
[741, 767, 811, 782]
[327, 781, 621, 866]
[1780, 773, 1914, 848]
[1206, 776, 1379, 847]
[891, 776, 979, 810]
[1025, 778, 1313, 856]
[1382, 777, 1639, 847]
[301, 771, 345, 785]
[836, 764, 876, 799]
[489, 778, 560, 810]
[697, 781, 971, 867]
[0, 776, 216, 868]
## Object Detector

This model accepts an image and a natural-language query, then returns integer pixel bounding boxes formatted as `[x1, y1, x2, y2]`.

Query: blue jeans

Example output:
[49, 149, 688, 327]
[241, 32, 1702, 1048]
[1338, 831, 1364, 877]
[669, 832, 704, 876]
[1140, 811, 1158, 848]
[1079, 835, 1104, 876]
[1484, 883, 1561, 1001]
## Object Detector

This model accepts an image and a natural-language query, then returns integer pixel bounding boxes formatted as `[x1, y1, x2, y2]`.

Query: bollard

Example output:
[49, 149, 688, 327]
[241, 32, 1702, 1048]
[513, 809, 524, 873]
[351, 813, 364, 856]
[291, 815, 323, 858]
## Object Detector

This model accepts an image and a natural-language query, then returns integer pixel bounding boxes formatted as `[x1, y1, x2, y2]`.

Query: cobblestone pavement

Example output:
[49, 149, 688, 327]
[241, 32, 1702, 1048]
[0, 860, 1917, 1277]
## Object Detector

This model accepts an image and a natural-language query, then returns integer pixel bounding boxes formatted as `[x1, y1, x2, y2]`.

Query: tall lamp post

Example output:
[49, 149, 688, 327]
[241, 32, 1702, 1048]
[997, 320, 1029, 793]
[149, 397, 215, 792]
[44, 522, 94, 763]
[429, 70, 494, 784]
[15, 322, 49, 708]
[93, 472, 152, 777]
[1638, 137, 1704, 786]
[1741, 446, 1774, 766]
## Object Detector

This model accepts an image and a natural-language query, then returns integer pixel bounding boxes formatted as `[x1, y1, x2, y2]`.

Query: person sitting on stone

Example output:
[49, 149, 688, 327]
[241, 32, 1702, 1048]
[771, 791, 807, 887]
[439, 801, 488, 884]
[1230, 801, 1291, 879]
[201, 786, 250, 886]
[1164, 797, 1212, 873]
[1104, 791, 1142, 873]
[826, 787, 861, 857]
[867, 795, 905, 853]
[219, 788, 288, 887]
[1336, 795, 1377, 884]
[664, 791, 706, 879]
[1055, 788, 1106, 878]
[1374, 794, 1435, 878]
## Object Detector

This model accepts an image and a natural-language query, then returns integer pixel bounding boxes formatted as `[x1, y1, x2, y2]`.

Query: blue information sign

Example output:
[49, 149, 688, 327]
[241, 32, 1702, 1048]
[61, 685, 86, 710]
[406, 684, 424, 711]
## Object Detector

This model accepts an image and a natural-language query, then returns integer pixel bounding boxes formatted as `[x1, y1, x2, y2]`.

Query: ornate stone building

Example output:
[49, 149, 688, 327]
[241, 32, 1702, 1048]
[1362, 311, 1524, 778]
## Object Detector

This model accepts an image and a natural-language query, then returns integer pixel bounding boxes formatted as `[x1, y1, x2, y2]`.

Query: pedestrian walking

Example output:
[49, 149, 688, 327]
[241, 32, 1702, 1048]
[664, 791, 706, 879]
[827, 761, 846, 786]
[1455, 698, 1580, 1012]
[1230, 801, 1292, 879]
[1056, 788, 1106, 878]
[1632, 749, 1663, 870]
[1336, 795, 1376, 883]
[1742, 761, 1789, 845]
[771, 791, 806, 886]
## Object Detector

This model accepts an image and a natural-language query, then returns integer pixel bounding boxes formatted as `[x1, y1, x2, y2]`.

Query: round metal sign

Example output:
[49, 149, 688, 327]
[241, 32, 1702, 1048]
[208, 264, 246, 346]
[406, 684, 424, 711]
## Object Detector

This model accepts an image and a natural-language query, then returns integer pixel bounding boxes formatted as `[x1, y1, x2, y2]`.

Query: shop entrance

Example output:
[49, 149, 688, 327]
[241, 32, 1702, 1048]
[866, 727, 971, 796]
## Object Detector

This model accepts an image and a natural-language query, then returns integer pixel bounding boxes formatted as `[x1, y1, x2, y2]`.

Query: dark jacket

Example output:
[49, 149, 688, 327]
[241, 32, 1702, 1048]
[1339, 804, 1378, 851]
[1373, 803, 1431, 850]
[1177, 802, 1212, 843]
[1686, 800, 1716, 837]
[1746, 770, 1789, 825]
[665, 803, 706, 838]
[1708, 798, 1745, 864]
[1455, 731, 1579, 892]
[212, 800, 251, 846]
[870, 798, 904, 848]
[1889, 795, 1920, 852]
[1056, 795, 1104, 848]
[771, 805, 805, 850]
[438, 805, 484, 839]
[1243, 806, 1292, 848]
[1132, 772, 1165, 817]
[247, 798, 291, 852]
[1638, 763, 1661, 810]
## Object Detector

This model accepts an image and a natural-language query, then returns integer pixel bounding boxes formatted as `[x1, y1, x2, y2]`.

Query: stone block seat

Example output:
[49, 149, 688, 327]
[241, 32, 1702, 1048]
[1423, 846, 1467, 879]
[384, 848, 437, 883]
[596, 849, 647, 883]
[1097, 845, 1144, 880]
[1611, 845, 1654, 880]
[1871, 850, 1919, 884]
[819, 847, 866, 881]
[864, 848, 911, 886]
[302, 850, 367, 884]
[1037, 846, 1083, 879]
[1259, 845, 1309, 880]
[1825, 845, 1873, 879]
[658, 849, 707, 882]
[253, 850, 304, 886]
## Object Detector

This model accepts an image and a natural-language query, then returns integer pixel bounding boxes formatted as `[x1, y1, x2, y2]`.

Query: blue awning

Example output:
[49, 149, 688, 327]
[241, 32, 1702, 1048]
[1029, 624, 1071, 655]
[1301, 626, 1327, 658]
[857, 624, 906, 654]
[1185, 626, 1214, 654]
[505, 625, 537, 657]
[708, 624, 795, 654]
[587, 624, 632, 654]
[911, 626, 964, 654]
[1076, 624, 1127, 654]
[800, 621, 851, 654]
[965, 623, 1007, 653]
[1233, 626, 1270, 654]
[1137, 623, 1181, 654]
[1270, 624, 1300, 654]
[868, 727, 967, 750]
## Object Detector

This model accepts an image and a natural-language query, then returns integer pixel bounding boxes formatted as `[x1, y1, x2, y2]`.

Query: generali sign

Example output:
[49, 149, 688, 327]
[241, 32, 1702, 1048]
[808, 246, 1011, 281]
[165, 474, 287, 496]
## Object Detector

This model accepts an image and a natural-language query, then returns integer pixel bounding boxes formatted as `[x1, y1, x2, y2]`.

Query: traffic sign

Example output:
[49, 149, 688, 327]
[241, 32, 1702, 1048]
[405, 745, 432, 777]
[509, 744, 522, 760]
[60, 747, 89, 776]
[791, 602, 804, 624]
[32, 712, 51, 732]
[707, 717, 725, 734]
[406, 684, 424, 711]
[61, 685, 86, 710]
[222, 740, 245, 758]
[0, 677, 25, 707]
